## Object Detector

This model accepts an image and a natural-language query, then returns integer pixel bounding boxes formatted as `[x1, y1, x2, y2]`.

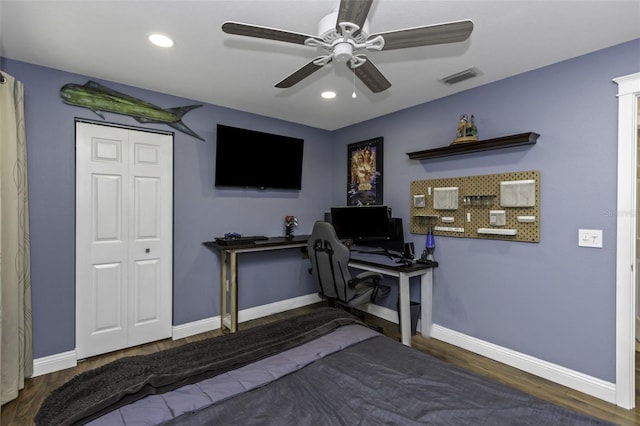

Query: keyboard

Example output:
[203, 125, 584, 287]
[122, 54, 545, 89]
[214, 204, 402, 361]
[415, 258, 438, 266]
[214, 235, 268, 246]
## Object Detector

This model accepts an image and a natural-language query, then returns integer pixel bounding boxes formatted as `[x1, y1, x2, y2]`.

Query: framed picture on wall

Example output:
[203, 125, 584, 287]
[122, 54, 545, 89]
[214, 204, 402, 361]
[347, 137, 383, 206]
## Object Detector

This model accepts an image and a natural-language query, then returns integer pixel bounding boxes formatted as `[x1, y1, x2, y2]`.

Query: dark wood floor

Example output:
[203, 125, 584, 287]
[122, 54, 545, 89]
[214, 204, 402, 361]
[2, 305, 640, 425]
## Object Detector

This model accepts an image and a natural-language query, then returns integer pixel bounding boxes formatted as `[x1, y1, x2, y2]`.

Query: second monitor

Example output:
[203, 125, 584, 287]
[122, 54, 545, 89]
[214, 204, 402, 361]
[330, 205, 405, 257]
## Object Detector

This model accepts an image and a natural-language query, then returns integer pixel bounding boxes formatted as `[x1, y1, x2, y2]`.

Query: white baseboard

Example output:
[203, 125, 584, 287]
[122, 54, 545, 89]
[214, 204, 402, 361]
[430, 324, 617, 404]
[360, 303, 399, 324]
[32, 296, 616, 407]
[172, 316, 221, 340]
[32, 294, 323, 376]
[239, 293, 324, 323]
[32, 350, 77, 377]
[172, 293, 324, 340]
[357, 307, 615, 405]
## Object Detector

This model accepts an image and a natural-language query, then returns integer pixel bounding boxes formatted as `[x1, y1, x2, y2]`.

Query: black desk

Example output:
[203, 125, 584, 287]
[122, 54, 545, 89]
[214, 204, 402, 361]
[203, 236, 438, 346]
[203, 236, 310, 333]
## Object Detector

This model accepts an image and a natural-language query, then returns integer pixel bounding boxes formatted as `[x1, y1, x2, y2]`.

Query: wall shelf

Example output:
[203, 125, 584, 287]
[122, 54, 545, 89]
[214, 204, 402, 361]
[406, 132, 539, 160]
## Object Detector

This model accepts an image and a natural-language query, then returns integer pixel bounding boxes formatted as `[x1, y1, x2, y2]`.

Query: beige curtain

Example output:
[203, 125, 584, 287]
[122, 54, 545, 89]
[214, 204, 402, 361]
[0, 71, 32, 407]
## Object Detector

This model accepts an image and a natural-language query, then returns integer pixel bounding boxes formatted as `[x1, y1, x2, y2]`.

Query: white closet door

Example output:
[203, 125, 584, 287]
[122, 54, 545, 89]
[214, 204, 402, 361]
[126, 129, 173, 347]
[76, 122, 172, 359]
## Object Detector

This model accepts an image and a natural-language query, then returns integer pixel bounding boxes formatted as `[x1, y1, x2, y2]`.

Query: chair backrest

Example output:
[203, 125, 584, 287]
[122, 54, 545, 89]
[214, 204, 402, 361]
[307, 221, 355, 303]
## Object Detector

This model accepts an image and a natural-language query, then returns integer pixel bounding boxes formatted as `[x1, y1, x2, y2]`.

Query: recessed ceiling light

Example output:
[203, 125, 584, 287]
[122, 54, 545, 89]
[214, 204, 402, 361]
[321, 91, 336, 99]
[148, 33, 174, 48]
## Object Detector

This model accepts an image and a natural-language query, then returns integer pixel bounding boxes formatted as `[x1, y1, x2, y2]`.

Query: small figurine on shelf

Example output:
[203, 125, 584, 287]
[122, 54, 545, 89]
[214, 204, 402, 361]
[452, 113, 479, 145]
[284, 215, 298, 238]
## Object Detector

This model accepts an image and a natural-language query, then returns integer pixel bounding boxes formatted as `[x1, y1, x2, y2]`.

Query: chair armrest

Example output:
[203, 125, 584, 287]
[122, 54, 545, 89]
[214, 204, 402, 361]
[348, 271, 382, 288]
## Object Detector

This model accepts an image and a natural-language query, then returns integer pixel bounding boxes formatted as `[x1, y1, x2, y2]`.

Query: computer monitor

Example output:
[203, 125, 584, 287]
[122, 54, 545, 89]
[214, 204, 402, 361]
[357, 217, 405, 256]
[330, 205, 390, 242]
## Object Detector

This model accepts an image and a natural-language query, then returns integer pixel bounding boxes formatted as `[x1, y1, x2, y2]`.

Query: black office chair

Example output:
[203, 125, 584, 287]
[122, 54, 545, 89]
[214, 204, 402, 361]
[307, 221, 390, 310]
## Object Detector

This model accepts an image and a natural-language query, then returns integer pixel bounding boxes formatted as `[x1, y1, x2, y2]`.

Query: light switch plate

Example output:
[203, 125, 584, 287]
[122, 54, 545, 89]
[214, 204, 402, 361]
[578, 229, 603, 248]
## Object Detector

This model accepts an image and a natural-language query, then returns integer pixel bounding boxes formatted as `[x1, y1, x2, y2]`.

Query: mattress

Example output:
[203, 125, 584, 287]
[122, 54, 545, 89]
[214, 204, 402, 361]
[36, 308, 614, 426]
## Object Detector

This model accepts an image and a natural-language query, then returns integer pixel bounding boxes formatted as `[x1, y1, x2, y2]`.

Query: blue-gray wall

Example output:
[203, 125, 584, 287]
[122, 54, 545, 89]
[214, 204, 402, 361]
[2, 38, 639, 384]
[2, 58, 332, 357]
[332, 39, 640, 382]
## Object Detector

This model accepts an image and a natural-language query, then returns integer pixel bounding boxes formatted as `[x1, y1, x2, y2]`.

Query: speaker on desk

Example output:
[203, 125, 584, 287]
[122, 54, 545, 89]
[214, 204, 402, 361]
[404, 242, 415, 259]
[324, 212, 332, 223]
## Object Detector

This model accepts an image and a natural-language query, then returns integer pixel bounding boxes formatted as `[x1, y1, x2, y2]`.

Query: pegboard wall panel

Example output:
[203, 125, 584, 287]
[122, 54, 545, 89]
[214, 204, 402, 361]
[410, 170, 540, 243]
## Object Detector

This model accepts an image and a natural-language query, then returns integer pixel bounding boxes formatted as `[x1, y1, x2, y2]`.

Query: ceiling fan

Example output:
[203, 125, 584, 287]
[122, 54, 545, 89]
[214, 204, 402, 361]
[221, 0, 473, 93]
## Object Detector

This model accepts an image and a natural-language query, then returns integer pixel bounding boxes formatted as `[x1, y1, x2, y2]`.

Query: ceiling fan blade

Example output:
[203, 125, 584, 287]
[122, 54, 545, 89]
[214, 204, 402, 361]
[222, 21, 322, 45]
[371, 20, 473, 51]
[349, 58, 391, 93]
[275, 57, 331, 88]
[336, 0, 373, 32]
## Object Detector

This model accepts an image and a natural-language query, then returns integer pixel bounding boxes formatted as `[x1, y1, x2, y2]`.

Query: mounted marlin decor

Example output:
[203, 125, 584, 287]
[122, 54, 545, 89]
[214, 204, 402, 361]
[60, 80, 205, 141]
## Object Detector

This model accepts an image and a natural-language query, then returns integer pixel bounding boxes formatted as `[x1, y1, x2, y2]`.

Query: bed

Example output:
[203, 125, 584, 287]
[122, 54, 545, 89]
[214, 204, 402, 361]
[36, 308, 613, 425]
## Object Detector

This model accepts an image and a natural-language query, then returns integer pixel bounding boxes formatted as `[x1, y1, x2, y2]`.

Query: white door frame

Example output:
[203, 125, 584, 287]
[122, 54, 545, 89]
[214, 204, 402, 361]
[614, 72, 640, 409]
[75, 119, 174, 359]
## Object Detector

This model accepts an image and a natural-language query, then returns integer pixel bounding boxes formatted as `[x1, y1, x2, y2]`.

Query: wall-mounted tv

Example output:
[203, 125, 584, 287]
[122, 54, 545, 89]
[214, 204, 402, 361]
[215, 124, 304, 190]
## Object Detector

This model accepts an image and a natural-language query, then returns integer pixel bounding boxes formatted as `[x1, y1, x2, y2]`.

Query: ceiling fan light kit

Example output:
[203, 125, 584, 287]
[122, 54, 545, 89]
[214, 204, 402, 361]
[222, 0, 473, 93]
[334, 41, 354, 62]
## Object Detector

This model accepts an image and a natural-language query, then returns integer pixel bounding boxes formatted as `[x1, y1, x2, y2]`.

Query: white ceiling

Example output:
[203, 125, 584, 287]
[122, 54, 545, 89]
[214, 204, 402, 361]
[1, 0, 639, 131]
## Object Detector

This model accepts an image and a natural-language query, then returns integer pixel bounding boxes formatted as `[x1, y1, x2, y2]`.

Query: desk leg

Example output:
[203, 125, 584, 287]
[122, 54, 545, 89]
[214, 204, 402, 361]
[398, 273, 411, 346]
[220, 250, 228, 332]
[229, 251, 238, 333]
[420, 269, 433, 338]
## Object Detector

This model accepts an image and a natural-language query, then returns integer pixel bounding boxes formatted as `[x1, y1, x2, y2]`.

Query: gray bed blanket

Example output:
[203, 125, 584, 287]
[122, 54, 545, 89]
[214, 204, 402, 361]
[165, 335, 615, 426]
[90, 324, 381, 425]
[35, 308, 363, 426]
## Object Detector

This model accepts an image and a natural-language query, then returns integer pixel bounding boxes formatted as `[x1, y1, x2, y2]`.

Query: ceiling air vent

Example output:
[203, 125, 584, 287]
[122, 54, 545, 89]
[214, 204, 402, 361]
[440, 67, 480, 85]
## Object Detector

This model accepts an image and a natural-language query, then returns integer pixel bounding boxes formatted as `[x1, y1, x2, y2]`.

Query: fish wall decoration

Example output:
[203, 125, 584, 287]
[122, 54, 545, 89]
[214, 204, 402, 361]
[60, 80, 205, 141]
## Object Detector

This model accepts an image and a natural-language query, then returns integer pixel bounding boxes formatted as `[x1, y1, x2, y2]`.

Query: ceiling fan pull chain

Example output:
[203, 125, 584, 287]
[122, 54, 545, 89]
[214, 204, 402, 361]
[352, 68, 357, 99]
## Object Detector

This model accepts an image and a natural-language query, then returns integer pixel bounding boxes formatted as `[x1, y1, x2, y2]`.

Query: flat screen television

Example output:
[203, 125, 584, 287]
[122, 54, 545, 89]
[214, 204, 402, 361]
[215, 124, 304, 190]
[330, 205, 391, 242]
